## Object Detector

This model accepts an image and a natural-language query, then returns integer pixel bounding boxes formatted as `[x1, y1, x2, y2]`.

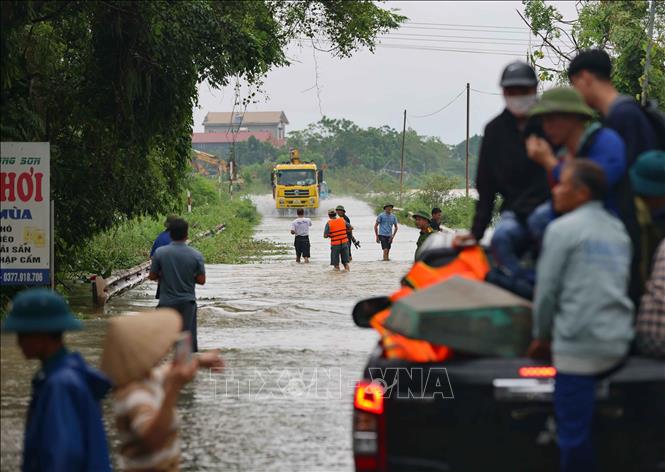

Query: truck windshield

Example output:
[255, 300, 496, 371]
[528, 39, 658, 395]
[277, 170, 316, 186]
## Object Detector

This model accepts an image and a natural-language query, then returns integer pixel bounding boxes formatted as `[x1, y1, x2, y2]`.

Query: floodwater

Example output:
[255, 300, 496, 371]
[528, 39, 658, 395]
[0, 195, 439, 471]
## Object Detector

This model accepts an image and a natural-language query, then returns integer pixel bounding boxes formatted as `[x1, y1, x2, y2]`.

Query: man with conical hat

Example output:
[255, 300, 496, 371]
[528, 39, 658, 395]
[2, 288, 112, 472]
[101, 309, 223, 471]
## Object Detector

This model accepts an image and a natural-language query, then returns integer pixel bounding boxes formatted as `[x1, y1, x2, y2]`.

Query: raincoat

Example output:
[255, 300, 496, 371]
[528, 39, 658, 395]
[22, 349, 112, 472]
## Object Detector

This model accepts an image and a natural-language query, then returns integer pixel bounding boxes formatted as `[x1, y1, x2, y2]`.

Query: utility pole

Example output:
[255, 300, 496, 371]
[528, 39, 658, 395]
[399, 109, 406, 203]
[642, 0, 656, 106]
[465, 83, 470, 197]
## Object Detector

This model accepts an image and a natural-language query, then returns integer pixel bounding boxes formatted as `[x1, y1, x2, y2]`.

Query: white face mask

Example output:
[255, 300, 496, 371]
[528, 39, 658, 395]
[505, 94, 538, 117]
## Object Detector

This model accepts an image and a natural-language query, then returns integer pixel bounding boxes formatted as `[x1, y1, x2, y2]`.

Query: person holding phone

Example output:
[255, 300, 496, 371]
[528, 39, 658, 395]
[149, 218, 205, 352]
[101, 310, 223, 472]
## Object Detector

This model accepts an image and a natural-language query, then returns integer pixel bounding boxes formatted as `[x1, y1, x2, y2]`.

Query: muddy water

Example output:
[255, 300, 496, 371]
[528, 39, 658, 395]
[1, 196, 440, 471]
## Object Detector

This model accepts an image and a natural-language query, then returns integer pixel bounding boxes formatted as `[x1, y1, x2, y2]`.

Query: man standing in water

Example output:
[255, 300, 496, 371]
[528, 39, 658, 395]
[149, 217, 206, 352]
[324, 208, 352, 271]
[336, 205, 358, 261]
[290, 208, 312, 263]
[375, 204, 398, 261]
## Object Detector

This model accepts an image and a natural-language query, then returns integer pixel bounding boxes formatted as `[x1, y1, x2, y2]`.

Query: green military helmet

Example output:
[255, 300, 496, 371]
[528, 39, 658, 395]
[529, 87, 595, 119]
[335, 205, 346, 212]
[412, 210, 431, 221]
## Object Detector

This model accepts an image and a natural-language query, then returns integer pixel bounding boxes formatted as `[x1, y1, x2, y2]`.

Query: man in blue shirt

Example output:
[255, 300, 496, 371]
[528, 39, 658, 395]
[150, 214, 178, 257]
[527, 86, 642, 303]
[374, 204, 398, 261]
[149, 218, 206, 352]
[2, 289, 112, 472]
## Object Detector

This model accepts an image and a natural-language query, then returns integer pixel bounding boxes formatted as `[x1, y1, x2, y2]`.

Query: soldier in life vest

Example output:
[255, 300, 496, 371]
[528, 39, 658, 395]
[324, 208, 353, 271]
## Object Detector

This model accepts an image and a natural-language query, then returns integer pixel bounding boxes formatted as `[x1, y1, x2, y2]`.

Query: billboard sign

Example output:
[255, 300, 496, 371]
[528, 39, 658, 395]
[1, 142, 51, 285]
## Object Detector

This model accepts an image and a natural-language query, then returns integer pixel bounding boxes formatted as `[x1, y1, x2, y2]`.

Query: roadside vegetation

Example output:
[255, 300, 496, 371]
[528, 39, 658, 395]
[367, 175, 478, 230]
[61, 175, 287, 281]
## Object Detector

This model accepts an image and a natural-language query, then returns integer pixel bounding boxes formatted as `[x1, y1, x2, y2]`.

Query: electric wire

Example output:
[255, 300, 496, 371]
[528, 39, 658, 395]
[409, 88, 466, 118]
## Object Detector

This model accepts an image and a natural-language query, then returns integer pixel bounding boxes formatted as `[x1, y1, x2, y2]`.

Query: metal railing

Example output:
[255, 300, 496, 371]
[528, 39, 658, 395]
[92, 224, 225, 306]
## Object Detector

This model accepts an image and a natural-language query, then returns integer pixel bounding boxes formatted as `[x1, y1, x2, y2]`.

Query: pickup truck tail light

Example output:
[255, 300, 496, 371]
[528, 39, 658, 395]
[354, 381, 387, 471]
[519, 366, 556, 378]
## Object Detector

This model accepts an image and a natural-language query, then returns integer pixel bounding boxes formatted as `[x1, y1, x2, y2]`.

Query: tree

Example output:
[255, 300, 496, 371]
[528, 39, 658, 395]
[522, 0, 665, 105]
[1, 1, 405, 263]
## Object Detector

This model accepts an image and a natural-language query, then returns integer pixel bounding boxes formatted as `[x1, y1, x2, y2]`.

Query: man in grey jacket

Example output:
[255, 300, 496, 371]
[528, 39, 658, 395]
[527, 160, 633, 472]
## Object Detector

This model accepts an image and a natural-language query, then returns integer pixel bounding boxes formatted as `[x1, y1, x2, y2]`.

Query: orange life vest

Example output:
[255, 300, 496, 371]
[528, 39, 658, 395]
[370, 246, 490, 362]
[328, 217, 349, 246]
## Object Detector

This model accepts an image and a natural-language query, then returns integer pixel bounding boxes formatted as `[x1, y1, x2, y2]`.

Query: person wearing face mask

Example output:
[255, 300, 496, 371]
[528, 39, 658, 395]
[454, 62, 550, 297]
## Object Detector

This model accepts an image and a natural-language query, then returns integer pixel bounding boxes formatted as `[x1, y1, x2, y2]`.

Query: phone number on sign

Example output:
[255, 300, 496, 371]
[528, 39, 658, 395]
[2, 272, 44, 283]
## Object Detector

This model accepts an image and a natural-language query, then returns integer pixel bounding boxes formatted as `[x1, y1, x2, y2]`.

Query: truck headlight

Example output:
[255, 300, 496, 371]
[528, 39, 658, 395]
[279, 198, 285, 204]
[309, 198, 316, 204]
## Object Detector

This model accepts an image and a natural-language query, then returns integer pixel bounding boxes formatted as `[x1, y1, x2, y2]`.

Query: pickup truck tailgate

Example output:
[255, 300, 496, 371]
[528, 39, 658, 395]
[360, 356, 665, 472]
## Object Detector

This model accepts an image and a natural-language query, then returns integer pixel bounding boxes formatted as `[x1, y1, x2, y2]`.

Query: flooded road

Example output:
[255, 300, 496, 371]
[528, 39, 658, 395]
[1, 195, 429, 471]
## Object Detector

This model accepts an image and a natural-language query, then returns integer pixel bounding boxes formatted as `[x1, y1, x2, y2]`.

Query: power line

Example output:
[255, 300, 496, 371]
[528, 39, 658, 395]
[400, 25, 532, 35]
[376, 43, 525, 56]
[299, 40, 526, 57]
[382, 32, 572, 47]
[471, 88, 502, 96]
[406, 21, 528, 30]
[409, 88, 466, 118]
[379, 35, 570, 48]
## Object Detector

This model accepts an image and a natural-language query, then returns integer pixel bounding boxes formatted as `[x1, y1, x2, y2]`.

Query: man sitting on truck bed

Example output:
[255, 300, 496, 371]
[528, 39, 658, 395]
[528, 160, 634, 472]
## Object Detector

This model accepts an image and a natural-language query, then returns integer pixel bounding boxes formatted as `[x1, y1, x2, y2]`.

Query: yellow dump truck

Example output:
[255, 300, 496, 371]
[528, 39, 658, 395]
[272, 149, 321, 213]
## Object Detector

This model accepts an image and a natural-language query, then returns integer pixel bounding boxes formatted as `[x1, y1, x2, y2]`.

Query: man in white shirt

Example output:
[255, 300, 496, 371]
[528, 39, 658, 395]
[290, 208, 312, 263]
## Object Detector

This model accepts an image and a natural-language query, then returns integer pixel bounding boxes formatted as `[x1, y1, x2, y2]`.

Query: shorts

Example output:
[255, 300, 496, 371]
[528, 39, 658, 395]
[330, 243, 350, 266]
[294, 235, 310, 258]
[379, 235, 392, 250]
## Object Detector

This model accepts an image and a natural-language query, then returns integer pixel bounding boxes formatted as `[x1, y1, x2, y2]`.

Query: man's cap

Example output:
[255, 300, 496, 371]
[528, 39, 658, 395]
[529, 87, 595, 119]
[630, 150, 665, 197]
[411, 211, 431, 220]
[2, 289, 82, 333]
[335, 205, 346, 212]
[383, 203, 394, 209]
[500, 61, 538, 88]
[327, 208, 337, 215]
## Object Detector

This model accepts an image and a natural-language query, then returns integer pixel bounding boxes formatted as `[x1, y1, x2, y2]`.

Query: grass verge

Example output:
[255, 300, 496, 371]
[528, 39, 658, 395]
[64, 175, 287, 278]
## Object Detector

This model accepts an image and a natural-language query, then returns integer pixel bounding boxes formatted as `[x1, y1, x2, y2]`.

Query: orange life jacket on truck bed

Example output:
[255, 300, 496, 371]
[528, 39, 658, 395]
[328, 218, 349, 246]
[370, 246, 490, 362]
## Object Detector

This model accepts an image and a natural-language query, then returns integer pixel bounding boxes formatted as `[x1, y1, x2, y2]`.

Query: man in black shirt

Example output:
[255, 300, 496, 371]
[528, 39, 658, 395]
[455, 62, 550, 283]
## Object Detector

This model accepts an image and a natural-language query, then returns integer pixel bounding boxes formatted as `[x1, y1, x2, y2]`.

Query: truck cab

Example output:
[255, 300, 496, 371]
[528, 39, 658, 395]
[272, 149, 321, 212]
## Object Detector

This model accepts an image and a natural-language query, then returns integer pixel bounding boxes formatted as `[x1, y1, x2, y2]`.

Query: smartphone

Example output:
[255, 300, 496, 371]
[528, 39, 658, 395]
[174, 331, 192, 364]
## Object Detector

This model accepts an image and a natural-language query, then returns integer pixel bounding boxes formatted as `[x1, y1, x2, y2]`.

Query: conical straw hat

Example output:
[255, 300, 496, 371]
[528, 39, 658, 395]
[100, 309, 181, 387]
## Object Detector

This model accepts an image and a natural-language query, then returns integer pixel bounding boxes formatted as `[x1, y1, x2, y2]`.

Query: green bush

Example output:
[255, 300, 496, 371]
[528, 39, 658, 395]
[61, 175, 284, 278]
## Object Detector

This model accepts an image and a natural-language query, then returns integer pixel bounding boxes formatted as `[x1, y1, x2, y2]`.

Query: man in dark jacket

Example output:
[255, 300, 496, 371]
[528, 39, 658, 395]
[568, 49, 659, 167]
[2, 289, 112, 472]
[455, 62, 550, 282]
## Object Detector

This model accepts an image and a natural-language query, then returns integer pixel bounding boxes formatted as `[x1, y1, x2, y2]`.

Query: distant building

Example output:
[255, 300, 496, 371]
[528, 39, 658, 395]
[193, 111, 288, 159]
[202, 111, 289, 142]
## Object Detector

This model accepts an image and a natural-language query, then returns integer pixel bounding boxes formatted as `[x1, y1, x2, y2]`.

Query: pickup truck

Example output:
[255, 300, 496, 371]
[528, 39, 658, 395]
[351, 246, 665, 472]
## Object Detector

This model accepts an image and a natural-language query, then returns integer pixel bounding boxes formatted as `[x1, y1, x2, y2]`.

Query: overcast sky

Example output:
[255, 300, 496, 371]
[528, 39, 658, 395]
[192, 1, 578, 145]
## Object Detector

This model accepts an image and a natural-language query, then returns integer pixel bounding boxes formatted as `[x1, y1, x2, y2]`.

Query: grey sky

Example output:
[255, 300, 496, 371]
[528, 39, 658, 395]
[192, 1, 578, 144]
